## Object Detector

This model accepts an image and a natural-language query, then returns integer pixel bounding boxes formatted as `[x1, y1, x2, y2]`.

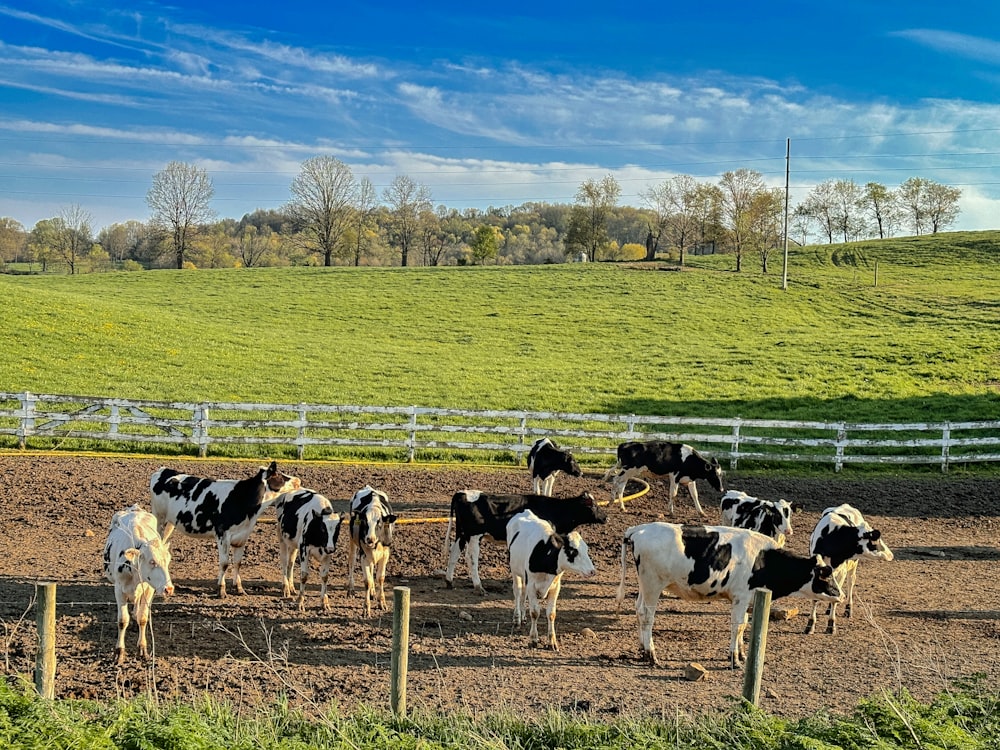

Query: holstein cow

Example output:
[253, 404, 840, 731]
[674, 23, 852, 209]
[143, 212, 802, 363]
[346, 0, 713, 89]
[616, 522, 842, 668]
[443, 490, 608, 593]
[347, 486, 397, 617]
[102, 504, 174, 664]
[274, 488, 343, 611]
[603, 441, 724, 514]
[805, 503, 894, 635]
[720, 490, 802, 546]
[506, 510, 596, 650]
[149, 461, 300, 597]
[527, 437, 583, 496]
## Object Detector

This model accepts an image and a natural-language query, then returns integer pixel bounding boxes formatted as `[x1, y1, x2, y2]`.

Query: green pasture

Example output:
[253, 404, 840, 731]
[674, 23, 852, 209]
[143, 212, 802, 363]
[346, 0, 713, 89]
[3, 231, 998, 425]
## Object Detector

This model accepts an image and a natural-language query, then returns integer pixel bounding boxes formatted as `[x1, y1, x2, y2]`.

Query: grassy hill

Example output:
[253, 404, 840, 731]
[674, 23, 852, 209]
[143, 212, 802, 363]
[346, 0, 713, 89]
[2, 231, 998, 425]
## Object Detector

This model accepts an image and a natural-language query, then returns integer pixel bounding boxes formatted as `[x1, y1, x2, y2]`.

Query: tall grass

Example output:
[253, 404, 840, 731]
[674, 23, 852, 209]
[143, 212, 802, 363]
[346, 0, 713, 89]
[3, 232, 998, 424]
[1, 676, 998, 749]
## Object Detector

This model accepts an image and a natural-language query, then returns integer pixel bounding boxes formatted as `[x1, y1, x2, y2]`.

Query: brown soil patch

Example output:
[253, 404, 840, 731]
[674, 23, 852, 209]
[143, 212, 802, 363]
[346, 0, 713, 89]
[1, 454, 998, 719]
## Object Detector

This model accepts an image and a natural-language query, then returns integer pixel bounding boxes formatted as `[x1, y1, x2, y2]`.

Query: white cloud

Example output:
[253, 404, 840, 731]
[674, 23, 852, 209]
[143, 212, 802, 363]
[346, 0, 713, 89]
[893, 29, 1000, 66]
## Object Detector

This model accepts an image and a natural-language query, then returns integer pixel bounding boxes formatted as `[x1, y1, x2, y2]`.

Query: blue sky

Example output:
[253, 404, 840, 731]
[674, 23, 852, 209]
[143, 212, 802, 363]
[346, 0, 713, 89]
[2, 0, 999, 233]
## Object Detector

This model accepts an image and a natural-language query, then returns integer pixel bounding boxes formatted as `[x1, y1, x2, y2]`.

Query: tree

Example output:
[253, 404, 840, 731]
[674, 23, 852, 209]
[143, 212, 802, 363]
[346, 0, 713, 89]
[237, 225, 272, 267]
[146, 161, 215, 269]
[923, 181, 962, 234]
[351, 177, 378, 267]
[383, 175, 432, 267]
[0, 217, 26, 267]
[862, 182, 898, 239]
[642, 174, 699, 265]
[799, 181, 838, 243]
[746, 189, 784, 273]
[55, 204, 93, 274]
[898, 177, 930, 235]
[830, 179, 866, 243]
[719, 169, 766, 271]
[690, 183, 724, 253]
[287, 156, 356, 266]
[470, 224, 501, 265]
[565, 174, 620, 261]
[98, 220, 150, 265]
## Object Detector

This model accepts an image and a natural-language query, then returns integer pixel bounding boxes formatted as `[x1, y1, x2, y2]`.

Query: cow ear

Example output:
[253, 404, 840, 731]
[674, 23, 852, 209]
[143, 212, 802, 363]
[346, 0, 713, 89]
[384, 514, 398, 524]
[582, 492, 594, 506]
[123, 548, 140, 564]
[267, 460, 278, 475]
[818, 565, 834, 579]
[551, 534, 565, 550]
[868, 529, 881, 541]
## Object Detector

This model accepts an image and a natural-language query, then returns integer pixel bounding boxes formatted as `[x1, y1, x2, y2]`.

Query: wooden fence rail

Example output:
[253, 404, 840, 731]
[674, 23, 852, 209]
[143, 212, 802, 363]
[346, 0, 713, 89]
[2, 391, 999, 471]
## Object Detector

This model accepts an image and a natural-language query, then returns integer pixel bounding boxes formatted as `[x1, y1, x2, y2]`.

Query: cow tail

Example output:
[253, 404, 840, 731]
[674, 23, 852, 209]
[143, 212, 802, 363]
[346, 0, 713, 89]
[615, 533, 630, 610]
[442, 505, 454, 567]
[601, 460, 621, 482]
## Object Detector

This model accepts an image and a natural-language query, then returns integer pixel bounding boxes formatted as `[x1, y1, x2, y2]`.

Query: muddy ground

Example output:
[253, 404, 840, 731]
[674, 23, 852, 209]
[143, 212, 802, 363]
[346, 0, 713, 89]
[1, 454, 998, 720]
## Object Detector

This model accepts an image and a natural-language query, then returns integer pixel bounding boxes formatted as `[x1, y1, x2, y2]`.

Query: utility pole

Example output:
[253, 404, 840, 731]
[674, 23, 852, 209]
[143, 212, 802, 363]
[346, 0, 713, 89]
[781, 138, 790, 291]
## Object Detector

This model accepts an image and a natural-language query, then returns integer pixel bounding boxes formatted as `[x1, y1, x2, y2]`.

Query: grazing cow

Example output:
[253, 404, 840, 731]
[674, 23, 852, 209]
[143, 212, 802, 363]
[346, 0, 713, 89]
[805, 503, 894, 635]
[719, 490, 802, 546]
[527, 437, 583, 496]
[347, 486, 397, 617]
[602, 441, 724, 514]
[506, 510, 596, 650]
[149, 461, 301, 597]
[102, 504, 174, 664]
[443, 490, 608, 593]
[274, 489, 343, 611]
[616, 522, 842, 668]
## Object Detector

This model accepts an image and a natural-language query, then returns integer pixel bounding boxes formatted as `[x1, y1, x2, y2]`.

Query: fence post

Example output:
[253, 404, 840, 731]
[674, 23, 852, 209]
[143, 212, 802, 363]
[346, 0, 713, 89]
[296, 403, 307, 461]
[407, 407, 417, 463]
[834, 424, 847, 472]
[34, 583, 56, 700]
[390, 586, 411, 716]
[741, 589, 772, 706]
[941, 422, 951, 473]
[18, 391, 36, 449]
[730, 419, 742, 470]
[195, 404, 210, 458]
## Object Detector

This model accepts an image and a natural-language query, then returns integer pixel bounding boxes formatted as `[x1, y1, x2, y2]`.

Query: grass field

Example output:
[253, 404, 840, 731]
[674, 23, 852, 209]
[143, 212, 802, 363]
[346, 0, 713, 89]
[3, 231, 998, 425]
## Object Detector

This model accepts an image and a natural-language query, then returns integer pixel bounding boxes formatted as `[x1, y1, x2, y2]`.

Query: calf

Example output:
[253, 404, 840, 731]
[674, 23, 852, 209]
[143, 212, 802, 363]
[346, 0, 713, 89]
[616, 522, 841, 668]
[805, 503, 894, 635]
[720, 490, 802, 546]
[102, 504, 174, 664]
[603, 440, 724, 514]
[275, 489, 343, 611]
[149, 461, 300, 597]
[527, 437, 583, 496]
[506, 510, 596, 650]
[443, 490, 608, 593]
[347, 486, 397, 617]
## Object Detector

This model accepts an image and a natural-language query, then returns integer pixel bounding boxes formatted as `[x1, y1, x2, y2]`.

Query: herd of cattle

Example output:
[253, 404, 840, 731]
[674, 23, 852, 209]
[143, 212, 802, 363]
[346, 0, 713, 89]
[101, 437, 894, 670]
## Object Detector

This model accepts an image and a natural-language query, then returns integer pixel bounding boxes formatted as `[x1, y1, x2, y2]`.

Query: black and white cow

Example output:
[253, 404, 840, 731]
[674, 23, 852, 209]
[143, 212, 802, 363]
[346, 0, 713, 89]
[274, 488, 343, 611]
[805, 503, 894, 635]
[603, 441, 724, 514]
[149, 461, 301, 597]
[506, 510, 596, 650]
[527, 437, 583, 496]
[443, 490, 608, 593]
[347, 486, 397, 617]
[103, 504, 174, 664]
[720, 490, 802, 546]
[616, 522, 842, 668]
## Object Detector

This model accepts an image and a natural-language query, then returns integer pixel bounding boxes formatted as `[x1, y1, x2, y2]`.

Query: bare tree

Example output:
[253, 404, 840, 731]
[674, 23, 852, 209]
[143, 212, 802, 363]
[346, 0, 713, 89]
[383, 175, 432, 267]
[862, 182, 897, 239]
[719, 169, 766, 271]
[237, 225, 272, 267]
[287, 156, 356, 266]
[746, 189, 784, 273]
[565, 174, 620, 261]
[146, 161, 215, 269]
[831, 179, 866, 242]
[642, 174, 699, 264]
[351, 177, 378, 267]
[923, 181, 962, 234]
[799, 181, 838, 243]
[898, 177, 930, 235]
[55, 204, 93, 275]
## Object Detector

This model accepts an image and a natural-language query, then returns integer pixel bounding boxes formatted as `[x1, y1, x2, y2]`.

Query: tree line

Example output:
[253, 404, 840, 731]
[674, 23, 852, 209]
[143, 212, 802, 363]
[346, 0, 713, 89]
[0, 158, 963, 273]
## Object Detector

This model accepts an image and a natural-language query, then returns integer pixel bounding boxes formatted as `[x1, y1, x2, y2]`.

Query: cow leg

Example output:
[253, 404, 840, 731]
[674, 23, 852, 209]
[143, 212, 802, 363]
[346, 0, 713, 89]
[215, 539, 230, 598]
[511, 572, 526, 625]
[541, 475, 556, 497]
[362, 555, 376, 617]
[318, 555, 332, 612]
[445, 539, 464, 589]
[280, 543, 297, 599]
[468, 536, 485, 594]
[134, 584, 154, 660]
[731, 599, 751, 668]
[843, 562, 858, 619]
[375, 545, 390, 611]
[230, 542, 248, 595]
[297, 550, 311, 612]
[804, 601, 819, 634]
[531, 476, 543, 495]
[527, 584, 541, 647]
[636, 587, 661, 665]
[825, 601, 840, 635]
[545, 574, 563, 651]
[685, 481, 706, 516]
[666, 475, 678, 515]
[114, 590, 131, 664]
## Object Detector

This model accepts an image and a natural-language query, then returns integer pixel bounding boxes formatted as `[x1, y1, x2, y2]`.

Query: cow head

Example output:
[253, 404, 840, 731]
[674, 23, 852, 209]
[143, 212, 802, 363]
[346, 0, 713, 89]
[706, 457, 724, 492]
[560, 531, 596, 578]
[807, 556, 843, 602]
[579, 492, 609, 525]
[859, 528, 894, 562]
[264, 461, 301, 496]
[128, 539, 174, 596]
[351, 487, 396, 547]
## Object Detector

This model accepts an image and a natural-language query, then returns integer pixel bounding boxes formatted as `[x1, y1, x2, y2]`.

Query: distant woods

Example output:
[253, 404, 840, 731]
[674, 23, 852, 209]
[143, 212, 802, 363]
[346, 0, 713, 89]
[0, 161, 962, 273]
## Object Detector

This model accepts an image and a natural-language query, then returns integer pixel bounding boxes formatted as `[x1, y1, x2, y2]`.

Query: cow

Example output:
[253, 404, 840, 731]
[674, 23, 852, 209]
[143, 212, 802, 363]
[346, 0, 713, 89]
[149, 461, 301, 597]
[527, 437, 583, 496]
[805, 503, 894, 635]
[602, 441, 724, 514]
[274, 488, 343, 611]
[102, 504, 174, 664]
[443, 490, 608, 593]
[506, 510, 596, 650]
[616, 522, 842, 668]
[347, 486, 397, 617]
[719, 489, 802, 546]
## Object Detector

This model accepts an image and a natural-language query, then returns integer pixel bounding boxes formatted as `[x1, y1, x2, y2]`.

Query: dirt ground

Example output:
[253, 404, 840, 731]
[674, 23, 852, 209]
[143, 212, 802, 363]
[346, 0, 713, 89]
[1, 454, 998, 720]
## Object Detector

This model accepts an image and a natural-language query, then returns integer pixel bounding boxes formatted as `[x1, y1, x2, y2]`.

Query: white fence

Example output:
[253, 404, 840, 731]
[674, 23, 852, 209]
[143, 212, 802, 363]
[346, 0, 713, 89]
[2, 391, 999, 471]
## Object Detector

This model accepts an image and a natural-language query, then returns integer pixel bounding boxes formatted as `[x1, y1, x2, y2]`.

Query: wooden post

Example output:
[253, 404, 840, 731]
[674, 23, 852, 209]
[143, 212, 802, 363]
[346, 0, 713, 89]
[34, 583, 56, 700]
[874, 261, 879, 287]
[390, 586, 411, 716]
[741, 589, 772, 706]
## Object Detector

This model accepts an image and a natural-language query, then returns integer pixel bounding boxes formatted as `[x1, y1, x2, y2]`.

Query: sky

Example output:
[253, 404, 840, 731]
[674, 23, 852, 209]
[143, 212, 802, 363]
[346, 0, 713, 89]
[2, 0, 1000, 234]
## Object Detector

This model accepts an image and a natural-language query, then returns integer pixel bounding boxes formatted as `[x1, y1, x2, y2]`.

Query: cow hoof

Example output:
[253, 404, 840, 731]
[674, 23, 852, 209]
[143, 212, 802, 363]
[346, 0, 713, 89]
[804, 623, 816, 635]
[115, 648, 126, 665]
[474, 586, 486, 596]
[444, 580, 454, 589]
[826, 623, 837, 635]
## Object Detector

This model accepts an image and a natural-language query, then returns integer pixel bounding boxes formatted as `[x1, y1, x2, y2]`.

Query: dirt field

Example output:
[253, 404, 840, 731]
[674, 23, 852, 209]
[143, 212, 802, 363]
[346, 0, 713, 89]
[1, 454, 998, 719]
